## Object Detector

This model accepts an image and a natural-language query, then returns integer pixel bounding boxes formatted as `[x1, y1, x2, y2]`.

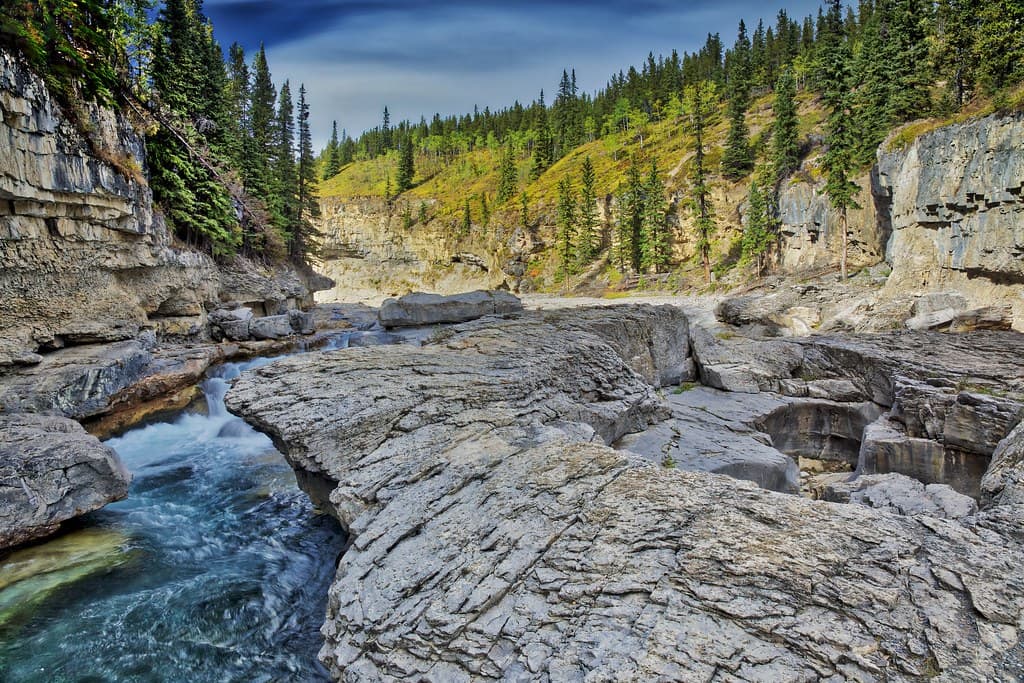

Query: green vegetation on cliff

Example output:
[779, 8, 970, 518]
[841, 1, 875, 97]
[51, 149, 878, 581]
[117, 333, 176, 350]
[0, 0, 322, 263]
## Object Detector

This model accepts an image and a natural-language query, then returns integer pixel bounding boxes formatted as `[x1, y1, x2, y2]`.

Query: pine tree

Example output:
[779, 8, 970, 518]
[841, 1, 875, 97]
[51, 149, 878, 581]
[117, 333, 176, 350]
[496, 146, 518, 203]
[684, 80, 718, 284]
[577, 156, 599, 263]
[480, 193, 490, 227]
[294, 83, 320, 259]
[323, 121, 341, 179]
[247, 45, 276, 199]
[771, 67, 800, 183]
[530, 91, 554, 180]
[418, 201, 429, 224]
[818, 0, 860, 280]
[641, 160, 671, 273]
[975, 0, 1024, 94]
[556, 178, 578, 280]
[886, 0, 933, 122]
[273, 81, 298, 239]
[722, 20, 753, 179]
[936, 0, 976, 107]
[615, 157, 645, 273]
[520, 192, 530, 228]
[397, 135, 415, 192]
[381, 106, 392, 150]
[742, 178, 775, 275]
[852, 10, 892, 165]
[224, 42, 249, 171]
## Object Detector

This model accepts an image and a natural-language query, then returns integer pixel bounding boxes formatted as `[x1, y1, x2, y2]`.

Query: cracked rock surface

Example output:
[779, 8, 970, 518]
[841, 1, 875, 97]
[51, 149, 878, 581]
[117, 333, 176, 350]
[0, 413, 130, 549]
[227, 305, 1024, 681]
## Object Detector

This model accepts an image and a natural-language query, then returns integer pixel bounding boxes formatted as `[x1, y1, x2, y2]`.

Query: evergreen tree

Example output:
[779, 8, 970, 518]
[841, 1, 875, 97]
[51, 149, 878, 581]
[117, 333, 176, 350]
[556, 178, 578, 280]
[480, 193, 490, 227]
[418, 201, 429, 224]
[577, 156, 599, 263]
[742, 178, 775, 275]
[295, 83, 320, 259]
[397, 135, 415, 192]
[975, 0, 1024, 94]
[247, 45, 276, 199]
[224, 42, 249, 171]
[818, 0, 860, 280]
[520, 192, 530, 227]
[852, 10, 892, 165]
[273, 81, 298, 237]
[641, 160, 671, 273]
[771, 67, 800, 183]
[684, 80, 718, 284]
[722, 20, 753, 179]
[496, 146, 518, 203]
[615, 157, 645, 273]
[936, 0, 976, 107]
[381, 106, 392, 150]
[886, 0, 933, 122]
[340, 129, 355, 165]
[323, 120, 341, 179]
[530, 91, 554, 179]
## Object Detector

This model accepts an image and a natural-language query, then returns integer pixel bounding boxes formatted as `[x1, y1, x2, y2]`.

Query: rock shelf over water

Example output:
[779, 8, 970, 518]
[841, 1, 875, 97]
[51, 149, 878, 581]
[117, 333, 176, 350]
[228, 304, 1024, 681]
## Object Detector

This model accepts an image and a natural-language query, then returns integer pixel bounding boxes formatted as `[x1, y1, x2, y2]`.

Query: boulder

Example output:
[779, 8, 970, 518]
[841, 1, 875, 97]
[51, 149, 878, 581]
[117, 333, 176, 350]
[823, 472, 978, 519]
[378, 289, 523, 328]
[287, 309, 316, 335]
[248, 314, 294, 340]
[0, 413, 131, 548]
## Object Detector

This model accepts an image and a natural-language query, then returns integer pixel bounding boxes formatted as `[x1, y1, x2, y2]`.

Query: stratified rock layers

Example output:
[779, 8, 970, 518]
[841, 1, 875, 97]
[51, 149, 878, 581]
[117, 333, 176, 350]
[228, 305, 1024, 681]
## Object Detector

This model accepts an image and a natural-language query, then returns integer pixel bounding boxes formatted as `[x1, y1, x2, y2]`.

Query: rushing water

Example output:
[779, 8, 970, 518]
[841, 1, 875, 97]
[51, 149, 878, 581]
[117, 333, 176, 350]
[0, 352, 349, 682]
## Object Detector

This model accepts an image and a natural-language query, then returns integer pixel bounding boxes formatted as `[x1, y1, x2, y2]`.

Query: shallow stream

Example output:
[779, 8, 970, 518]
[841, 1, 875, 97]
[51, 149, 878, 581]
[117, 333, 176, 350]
[0, 345, 353, 682]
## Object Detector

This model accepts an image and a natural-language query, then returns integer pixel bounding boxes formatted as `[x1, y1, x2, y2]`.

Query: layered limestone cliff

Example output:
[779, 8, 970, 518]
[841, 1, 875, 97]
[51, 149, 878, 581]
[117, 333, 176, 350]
[0, 48, 327, 366]
[876, 113, 1024, 319]
[316, 197, 506, 303]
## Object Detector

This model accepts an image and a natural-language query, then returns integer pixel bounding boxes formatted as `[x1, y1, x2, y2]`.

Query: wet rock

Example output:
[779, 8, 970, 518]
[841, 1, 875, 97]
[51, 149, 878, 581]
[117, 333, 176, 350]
[378, 289, 523, 328]
[823, 472, 978, 519]
[0, 413, 130, 549]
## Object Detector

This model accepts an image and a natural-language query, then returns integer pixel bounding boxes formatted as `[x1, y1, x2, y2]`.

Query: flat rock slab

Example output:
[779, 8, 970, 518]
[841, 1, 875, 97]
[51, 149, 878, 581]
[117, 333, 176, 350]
[227, 305, 1024, 681]
[378, 289, 523, 328]
[616, 387, 801, 493]
[0, 413, 130, 549]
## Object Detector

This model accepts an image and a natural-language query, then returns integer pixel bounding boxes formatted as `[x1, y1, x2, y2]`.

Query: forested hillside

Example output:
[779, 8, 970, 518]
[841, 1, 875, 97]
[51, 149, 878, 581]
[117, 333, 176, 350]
[0, 0, 320, 262]
[320, 0, 1023, 288]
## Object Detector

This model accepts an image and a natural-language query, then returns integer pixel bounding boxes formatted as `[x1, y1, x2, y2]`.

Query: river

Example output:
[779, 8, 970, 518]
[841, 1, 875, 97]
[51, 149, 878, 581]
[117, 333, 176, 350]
[0, 344, 354, 682]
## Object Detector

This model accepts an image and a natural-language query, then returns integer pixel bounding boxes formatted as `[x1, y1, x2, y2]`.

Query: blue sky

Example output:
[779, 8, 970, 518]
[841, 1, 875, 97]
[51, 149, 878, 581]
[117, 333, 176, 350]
[202, 0, 825, 149]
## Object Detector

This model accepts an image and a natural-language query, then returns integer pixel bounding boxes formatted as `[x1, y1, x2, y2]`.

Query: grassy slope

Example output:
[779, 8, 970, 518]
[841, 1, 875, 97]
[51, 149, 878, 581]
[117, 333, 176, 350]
[317, 85, 1015, 293]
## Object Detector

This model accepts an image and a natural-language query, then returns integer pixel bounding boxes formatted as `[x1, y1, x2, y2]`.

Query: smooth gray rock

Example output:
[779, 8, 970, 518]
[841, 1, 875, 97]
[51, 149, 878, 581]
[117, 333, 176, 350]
[824, 472, 978, 519]
[617, 387, 800, 493]
[0, 413, 131, 548]
[248, 314, 294, 340]
[378, 290, 523, 328]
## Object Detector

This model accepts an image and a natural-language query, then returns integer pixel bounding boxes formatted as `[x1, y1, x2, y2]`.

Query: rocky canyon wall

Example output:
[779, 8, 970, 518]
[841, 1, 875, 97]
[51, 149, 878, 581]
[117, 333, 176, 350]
[876, 113, 1024, 319]
[315, 197, 506, 304]
[0, 48, 325, 367]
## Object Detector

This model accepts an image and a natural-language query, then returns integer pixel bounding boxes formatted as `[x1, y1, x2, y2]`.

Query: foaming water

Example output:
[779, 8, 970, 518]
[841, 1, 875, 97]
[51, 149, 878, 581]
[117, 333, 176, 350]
[0, 352, 349, 682]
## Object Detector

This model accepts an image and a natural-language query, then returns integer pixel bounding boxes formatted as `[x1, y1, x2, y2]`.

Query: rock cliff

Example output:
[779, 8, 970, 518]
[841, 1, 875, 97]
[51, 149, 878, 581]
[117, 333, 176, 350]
[0, 47, 328, 366]
[316, 197, 505, 303]
[876, 113, 1024, 321]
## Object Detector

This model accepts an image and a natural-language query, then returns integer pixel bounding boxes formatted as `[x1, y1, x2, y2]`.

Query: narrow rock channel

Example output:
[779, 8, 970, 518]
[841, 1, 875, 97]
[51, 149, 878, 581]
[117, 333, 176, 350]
[0, 354, 348, 681]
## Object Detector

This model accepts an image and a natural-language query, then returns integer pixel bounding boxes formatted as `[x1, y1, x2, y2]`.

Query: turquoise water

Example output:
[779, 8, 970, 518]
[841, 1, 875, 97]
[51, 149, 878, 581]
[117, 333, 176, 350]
[0, 354, 348, 682]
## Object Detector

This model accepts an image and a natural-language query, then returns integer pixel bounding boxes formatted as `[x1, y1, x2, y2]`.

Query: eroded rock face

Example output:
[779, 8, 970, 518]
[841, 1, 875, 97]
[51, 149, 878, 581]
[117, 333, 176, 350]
[0, 48, 329, 363]
[877, 112, 1024, 327]
[823, 472, 978, 519]
[378, 290, 523, 328]
[0, 413, 130, 549]
[227, 305, 1024, 681]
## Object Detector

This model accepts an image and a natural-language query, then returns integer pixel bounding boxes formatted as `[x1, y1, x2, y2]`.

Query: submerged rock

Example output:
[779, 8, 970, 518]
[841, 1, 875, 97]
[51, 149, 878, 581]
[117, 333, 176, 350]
[227, 304, 1024, 681]
[0, 413, 130, 549]
[378, 289, 523, 328]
